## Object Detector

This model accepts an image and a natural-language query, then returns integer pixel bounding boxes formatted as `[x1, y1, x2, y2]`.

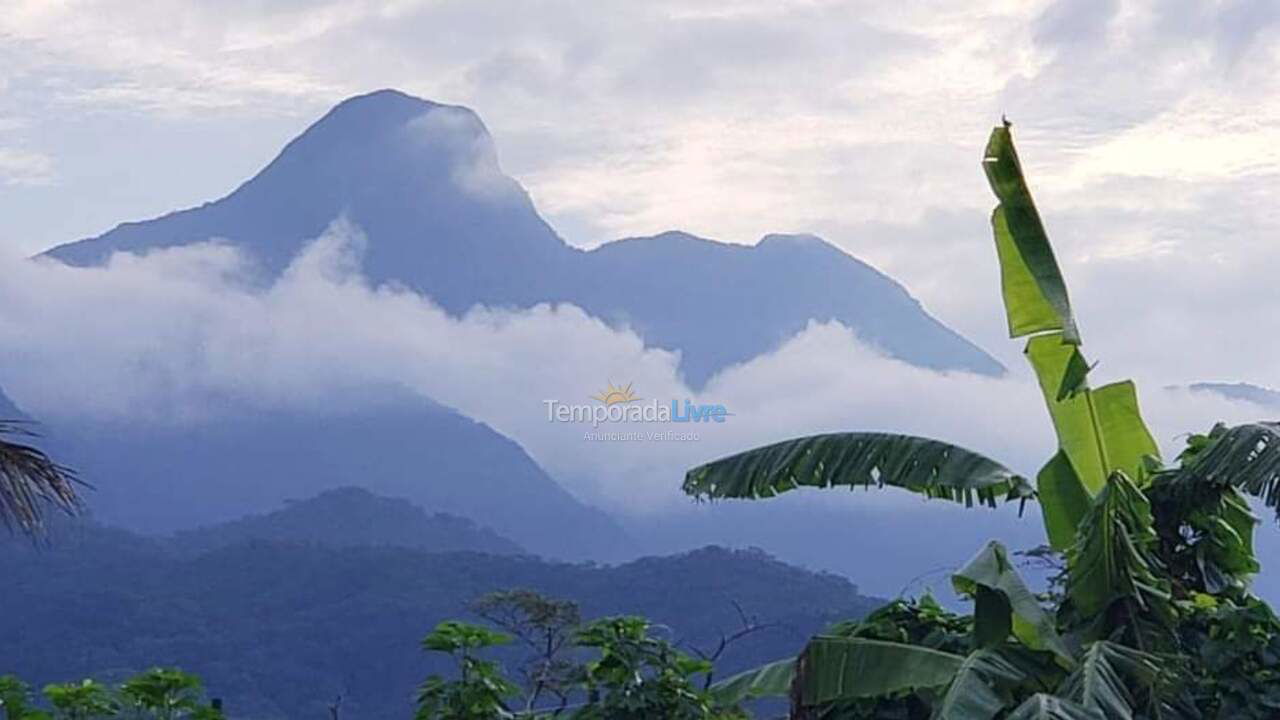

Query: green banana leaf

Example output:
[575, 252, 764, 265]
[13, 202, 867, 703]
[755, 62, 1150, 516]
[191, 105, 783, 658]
[1023, 333, 1160, 551]
[985, 122, 1161, 554]
[1025, 335, 1160, 494]
[683, 432, 1032, 507]
[1006, 694, 1103, 720]
[1067, 473, 1171, 624]
[1177, 422, 1280, 519]
[795, 636, 964, 706]
[708, 656, 794, 704]
[1037, 451, 1093, 552]
[952, 541, 1074, 664]
[983, 123, 1079, 344]
[1060, 641, 1166, 719]
[930, 648, 1027, 720]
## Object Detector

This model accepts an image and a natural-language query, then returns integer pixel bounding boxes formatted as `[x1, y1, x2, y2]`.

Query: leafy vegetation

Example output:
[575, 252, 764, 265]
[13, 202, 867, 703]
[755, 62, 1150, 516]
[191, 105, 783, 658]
[0, 669, 221, 720]
[15, 123, 1280, 718]
[414, 613, 749, 719]
[1, 513, 876, 718]
[686, 123, 1280, 718]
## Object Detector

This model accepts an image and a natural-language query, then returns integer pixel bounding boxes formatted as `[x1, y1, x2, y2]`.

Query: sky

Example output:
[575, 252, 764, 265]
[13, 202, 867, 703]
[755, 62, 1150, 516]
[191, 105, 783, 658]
[6, 0, 1280, 594]
[4, 0, 1280, 381]
[3, 3, 1280, 491]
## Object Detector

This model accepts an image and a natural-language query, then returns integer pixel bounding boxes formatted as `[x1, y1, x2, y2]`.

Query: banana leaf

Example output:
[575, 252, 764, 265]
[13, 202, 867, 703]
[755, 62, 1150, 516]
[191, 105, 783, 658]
[684, 432, 1032, 507]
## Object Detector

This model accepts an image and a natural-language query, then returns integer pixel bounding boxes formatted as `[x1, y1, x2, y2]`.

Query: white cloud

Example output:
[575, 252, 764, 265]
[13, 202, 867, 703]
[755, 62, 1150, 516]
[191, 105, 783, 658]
[3, 1, 1280, 543]
[0, 220, 1266, 520]
[0, 148, 54, 185]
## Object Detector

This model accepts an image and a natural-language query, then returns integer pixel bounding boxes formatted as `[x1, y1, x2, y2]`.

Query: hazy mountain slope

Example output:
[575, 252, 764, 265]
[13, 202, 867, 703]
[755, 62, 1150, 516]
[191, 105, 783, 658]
[170, 486, 524, 556]
[1188, 381, 1280, 408]
[0, 523, 879, 720]
[47, 91, 569, 313]
[44, 89, 1001, 385]
[576, 231, 1001, 384]
[41, 396, 631, 561]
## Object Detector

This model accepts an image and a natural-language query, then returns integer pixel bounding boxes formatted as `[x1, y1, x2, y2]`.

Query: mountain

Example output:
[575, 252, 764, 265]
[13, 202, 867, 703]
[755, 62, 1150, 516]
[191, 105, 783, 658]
[1188, 381, 1280, 408]
[45, 89, 1002, 386]
[0, 520, 881, 719]
[39, 395, 632, 561]
[170, 486, 524, 556]
[575, 231, 1000, 384]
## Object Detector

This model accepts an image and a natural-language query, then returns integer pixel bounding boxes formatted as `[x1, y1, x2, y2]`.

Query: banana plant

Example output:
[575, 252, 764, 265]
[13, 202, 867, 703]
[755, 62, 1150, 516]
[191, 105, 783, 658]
[687, 122, 1280, 719]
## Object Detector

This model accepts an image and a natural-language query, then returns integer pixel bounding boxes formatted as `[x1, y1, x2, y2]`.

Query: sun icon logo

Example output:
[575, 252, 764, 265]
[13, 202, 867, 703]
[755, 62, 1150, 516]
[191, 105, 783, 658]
[592, 382, 640, 406]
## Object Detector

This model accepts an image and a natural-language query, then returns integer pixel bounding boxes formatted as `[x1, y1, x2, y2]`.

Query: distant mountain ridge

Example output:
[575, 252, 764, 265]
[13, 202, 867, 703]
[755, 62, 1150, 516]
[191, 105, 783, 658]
[45, 88, 1002, 386]
[30, 393, 632, 561]
[1, 518, 880, 719]
[170, 486, 525, 556]
[1188, 381, 1280, 408]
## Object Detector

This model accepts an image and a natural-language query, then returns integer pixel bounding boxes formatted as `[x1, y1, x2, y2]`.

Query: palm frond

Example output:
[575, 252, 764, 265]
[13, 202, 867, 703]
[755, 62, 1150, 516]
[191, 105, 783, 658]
[1175, 422, 1280, 519]
[683, 432, 1032, 508]
[1061, 641, 1151, 719]
[1058, 641, 1194, 720]
[1006, 694, 1102, 720]
[929, 647, 1028, 720]
[0, 421, 82, 535]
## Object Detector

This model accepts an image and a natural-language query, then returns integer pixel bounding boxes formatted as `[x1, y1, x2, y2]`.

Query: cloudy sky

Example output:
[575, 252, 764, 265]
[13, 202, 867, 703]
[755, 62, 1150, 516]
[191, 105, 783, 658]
[6, 0, 1280, 593]
[4, 0, 1280, 381]
[3, 0, 1280, 467]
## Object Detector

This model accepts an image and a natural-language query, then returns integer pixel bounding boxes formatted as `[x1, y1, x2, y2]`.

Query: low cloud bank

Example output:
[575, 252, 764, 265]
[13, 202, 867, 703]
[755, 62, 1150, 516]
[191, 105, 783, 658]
[0, 221, 1267, 518]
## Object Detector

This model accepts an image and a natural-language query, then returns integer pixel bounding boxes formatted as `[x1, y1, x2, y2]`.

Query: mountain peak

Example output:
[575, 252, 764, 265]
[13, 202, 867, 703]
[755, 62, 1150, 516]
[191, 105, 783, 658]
[284, 88, 488, 161]
[169, 485, 525, 556]
[41, 89, 1003, 384]
[333, 87, 440, 113]
[46, 89, 570, 310]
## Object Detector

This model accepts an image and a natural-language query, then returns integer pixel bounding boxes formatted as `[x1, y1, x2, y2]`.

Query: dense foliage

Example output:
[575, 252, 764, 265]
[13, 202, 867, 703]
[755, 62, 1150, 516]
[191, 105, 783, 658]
[12, 124, 1280, 719]
[0, 669, 222, 720]
[415, 613, 749, 719]
[686, 124, 1280, 718]
[1, 512, 876, 719]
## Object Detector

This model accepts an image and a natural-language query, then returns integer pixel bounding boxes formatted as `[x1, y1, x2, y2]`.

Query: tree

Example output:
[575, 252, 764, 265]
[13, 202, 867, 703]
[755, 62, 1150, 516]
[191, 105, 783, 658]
[470, 590, 582, 714]
[690, 122, 1280, 718]
[1, 671, 220, 720]
[415, 615, 747, 719]
[43, 680, 118, 720]
[1, 675, 50, 720]
[573, 616, 726, 720]
[0, 422, 80, 536]
[118, 669, 222, 720]
[416, 621, 521, 720]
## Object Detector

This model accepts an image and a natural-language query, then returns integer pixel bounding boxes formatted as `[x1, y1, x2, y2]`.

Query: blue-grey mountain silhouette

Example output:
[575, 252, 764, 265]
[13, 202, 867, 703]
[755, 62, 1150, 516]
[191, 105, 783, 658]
[31, 89, 1005, 570]
[20, 391, 631, 561]
[169, 486, 525, 556]
[46, 89, 1002, 387]
[1188, 381, 1280, 408]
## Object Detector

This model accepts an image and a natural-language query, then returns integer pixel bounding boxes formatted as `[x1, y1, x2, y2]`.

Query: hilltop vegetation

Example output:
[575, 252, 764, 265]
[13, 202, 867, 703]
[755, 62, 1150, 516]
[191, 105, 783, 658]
[0, 500, 877, 719]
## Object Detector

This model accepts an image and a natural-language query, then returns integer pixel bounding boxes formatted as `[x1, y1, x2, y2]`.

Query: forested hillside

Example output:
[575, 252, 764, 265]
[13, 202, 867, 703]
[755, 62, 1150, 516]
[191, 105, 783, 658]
[1, 506, 878, 719]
